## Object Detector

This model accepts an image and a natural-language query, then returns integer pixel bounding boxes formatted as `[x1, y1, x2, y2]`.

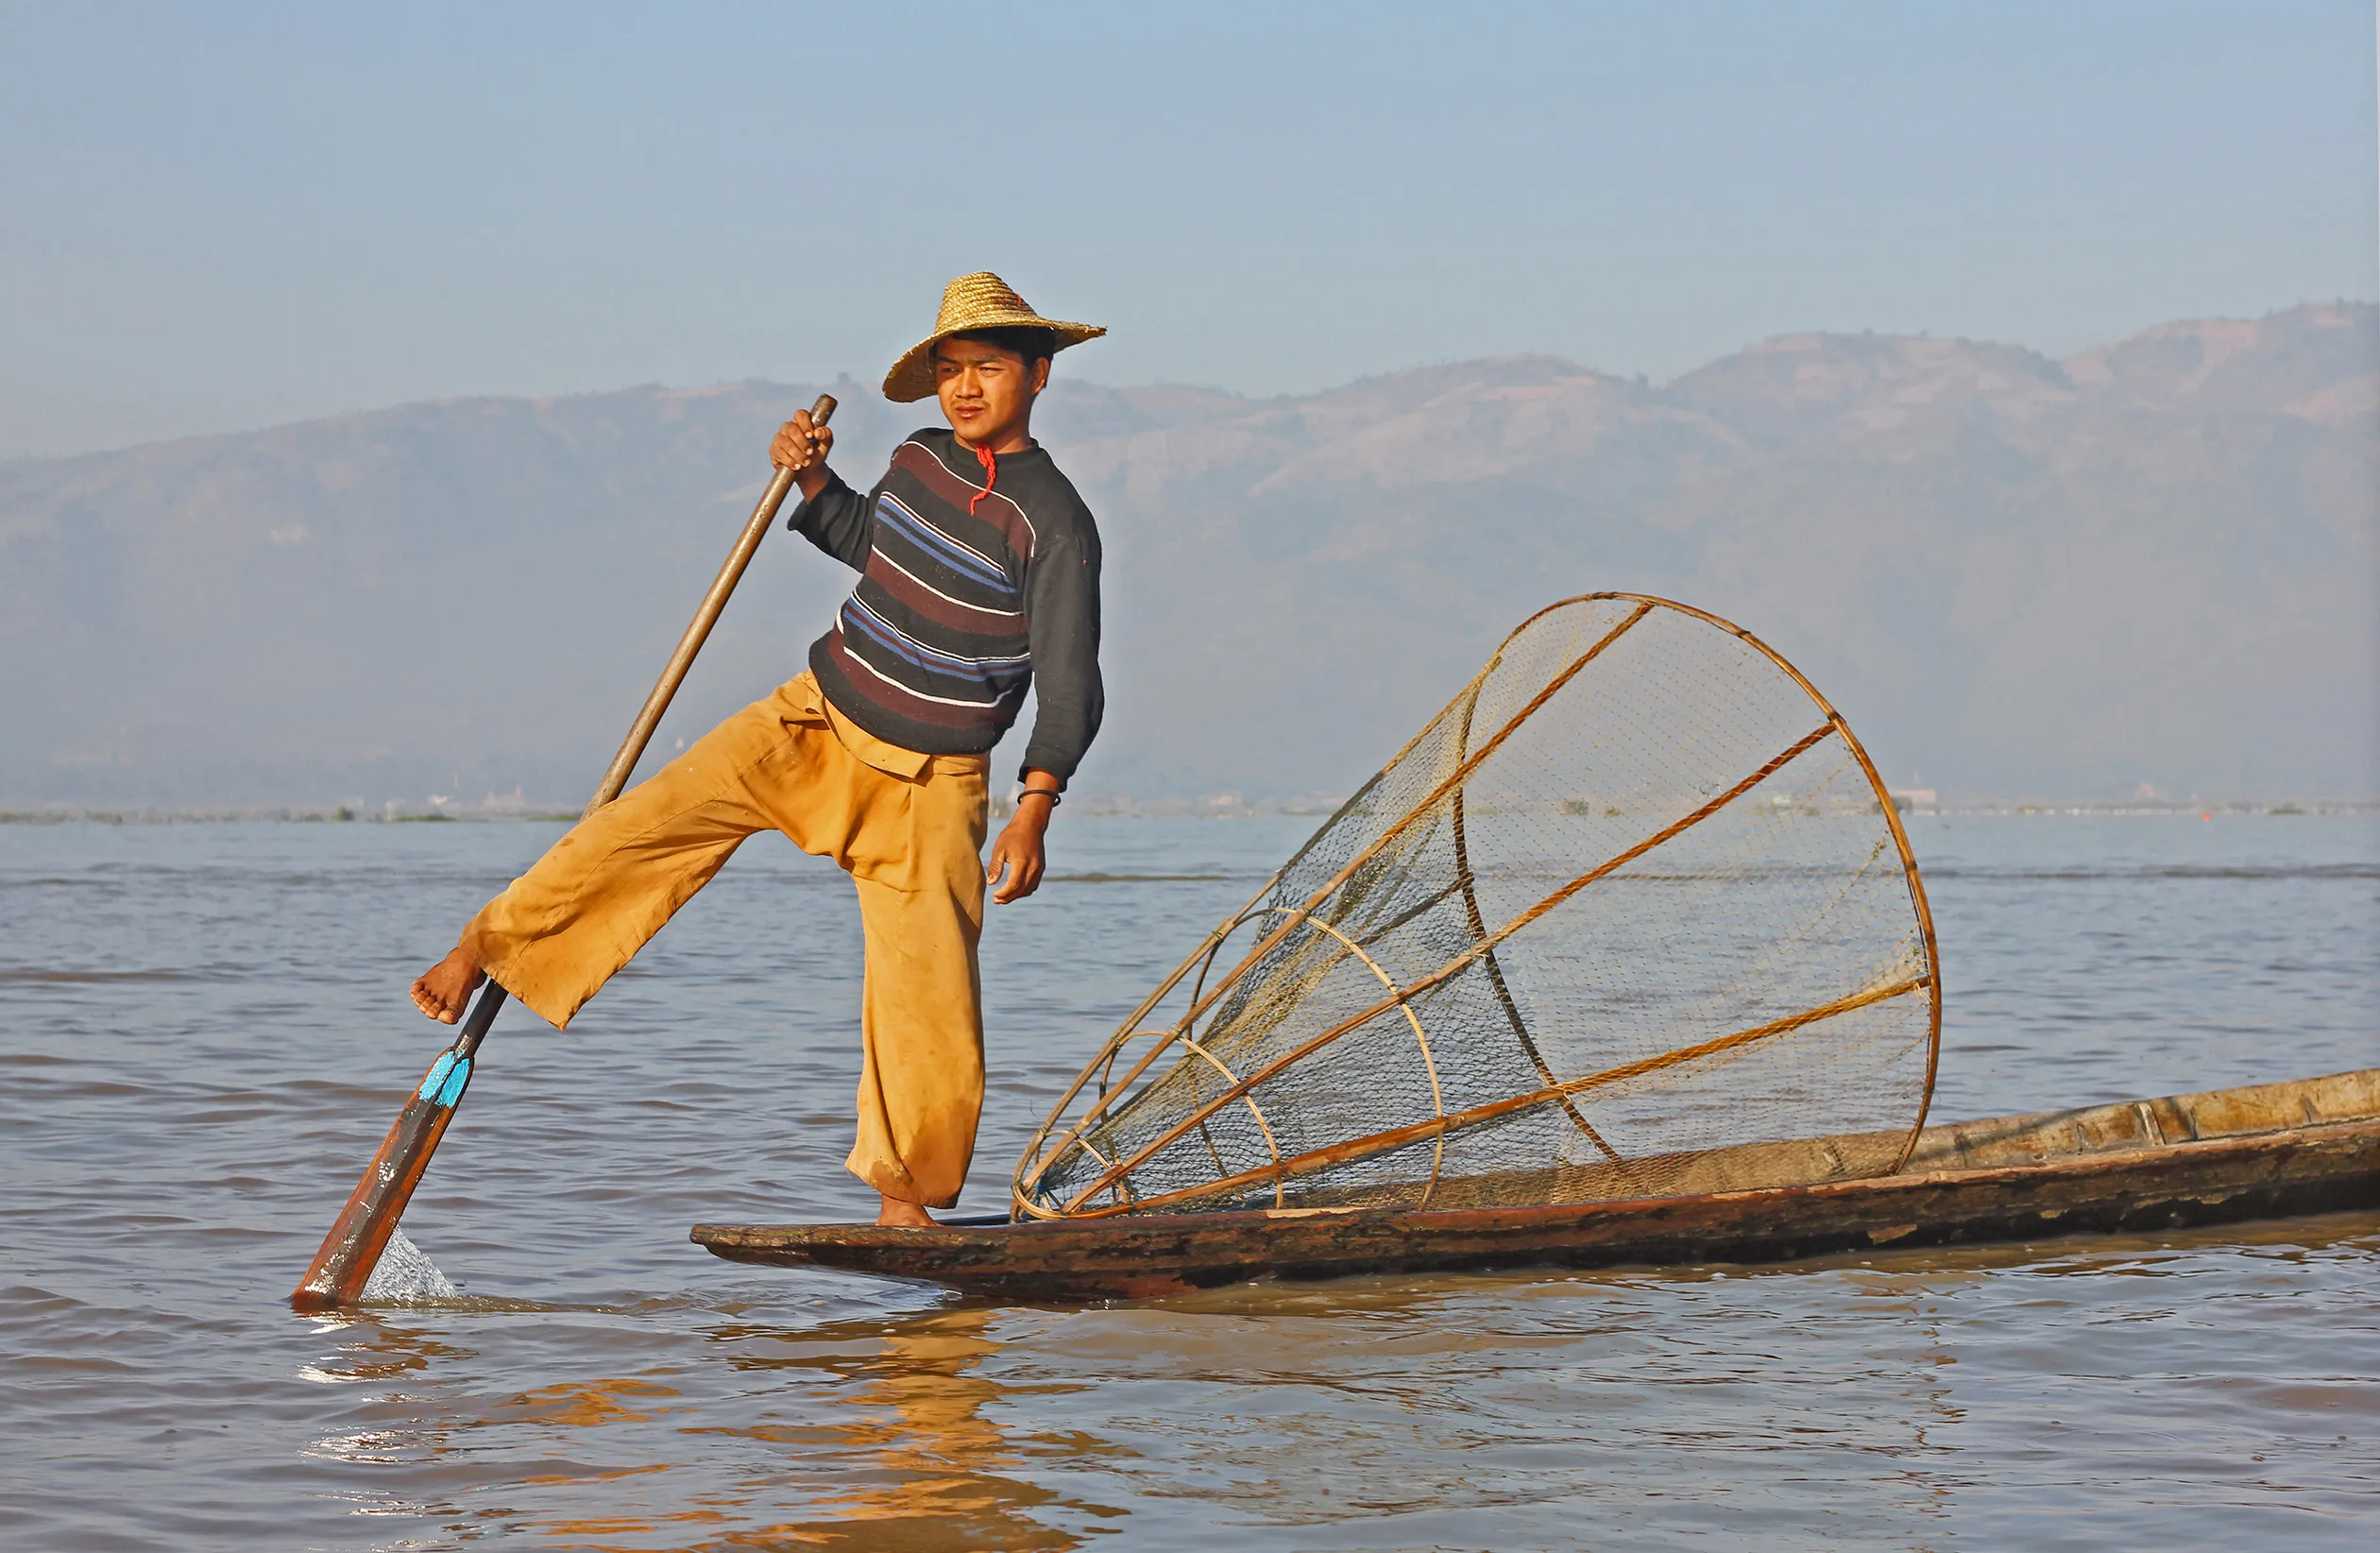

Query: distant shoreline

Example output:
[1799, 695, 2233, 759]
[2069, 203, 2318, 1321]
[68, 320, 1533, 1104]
[4, 800, 2373, 826]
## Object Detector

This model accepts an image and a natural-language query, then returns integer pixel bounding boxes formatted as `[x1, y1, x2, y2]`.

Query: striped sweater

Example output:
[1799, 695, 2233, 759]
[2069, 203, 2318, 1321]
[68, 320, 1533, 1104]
[788, 429, 1104, 782]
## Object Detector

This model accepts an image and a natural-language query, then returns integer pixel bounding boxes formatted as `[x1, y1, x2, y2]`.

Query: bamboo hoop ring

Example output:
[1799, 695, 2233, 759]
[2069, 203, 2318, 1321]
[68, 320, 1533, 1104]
[1248, 907, 1451, 1205]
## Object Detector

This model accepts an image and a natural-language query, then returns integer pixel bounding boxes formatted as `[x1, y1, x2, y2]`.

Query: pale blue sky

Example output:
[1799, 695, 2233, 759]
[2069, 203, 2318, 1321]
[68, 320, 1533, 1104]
[3, 1, 2374, 457]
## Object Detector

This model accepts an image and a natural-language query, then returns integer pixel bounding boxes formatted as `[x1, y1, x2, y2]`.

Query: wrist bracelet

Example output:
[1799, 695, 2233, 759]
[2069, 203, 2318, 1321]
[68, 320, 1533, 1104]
[1018, 787, 1062, 808]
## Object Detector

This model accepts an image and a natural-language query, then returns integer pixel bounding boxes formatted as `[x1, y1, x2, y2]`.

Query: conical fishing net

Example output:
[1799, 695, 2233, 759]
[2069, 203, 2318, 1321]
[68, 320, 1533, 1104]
[1013, 595, 1941, 1220]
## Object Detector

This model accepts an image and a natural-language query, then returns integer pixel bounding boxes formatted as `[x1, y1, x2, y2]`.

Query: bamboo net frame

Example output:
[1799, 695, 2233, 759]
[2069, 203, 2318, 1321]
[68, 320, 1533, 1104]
[1012, 594, 1943, 1220]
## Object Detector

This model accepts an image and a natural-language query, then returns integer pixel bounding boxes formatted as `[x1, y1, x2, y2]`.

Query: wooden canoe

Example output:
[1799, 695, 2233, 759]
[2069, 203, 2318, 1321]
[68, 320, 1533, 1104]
[691, 1067, 2380, 1301]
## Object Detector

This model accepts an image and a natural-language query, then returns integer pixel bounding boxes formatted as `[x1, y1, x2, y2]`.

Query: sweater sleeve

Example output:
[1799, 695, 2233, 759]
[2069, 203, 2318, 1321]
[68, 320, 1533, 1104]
[1018, 523, 1105, 783]
[784, 472, 873, 572]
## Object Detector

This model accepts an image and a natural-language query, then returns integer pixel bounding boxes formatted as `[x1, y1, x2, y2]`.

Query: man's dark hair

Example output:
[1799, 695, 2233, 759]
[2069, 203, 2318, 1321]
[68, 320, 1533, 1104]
[949, 325, 1057, 366]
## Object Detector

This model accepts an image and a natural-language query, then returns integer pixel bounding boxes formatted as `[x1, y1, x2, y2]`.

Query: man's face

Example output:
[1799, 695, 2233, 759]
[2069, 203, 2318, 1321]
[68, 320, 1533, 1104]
[935, 338, 1048, 448]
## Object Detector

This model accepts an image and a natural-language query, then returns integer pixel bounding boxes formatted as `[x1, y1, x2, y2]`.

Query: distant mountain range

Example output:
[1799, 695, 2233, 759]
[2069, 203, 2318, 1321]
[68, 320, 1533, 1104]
[3, 303, 2373, 806]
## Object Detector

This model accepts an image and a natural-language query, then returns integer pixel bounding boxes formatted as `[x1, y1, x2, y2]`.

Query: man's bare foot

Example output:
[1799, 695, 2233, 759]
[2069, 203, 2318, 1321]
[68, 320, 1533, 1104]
[409, 945, 484, 1024]
[876, 1195, 937, 1229]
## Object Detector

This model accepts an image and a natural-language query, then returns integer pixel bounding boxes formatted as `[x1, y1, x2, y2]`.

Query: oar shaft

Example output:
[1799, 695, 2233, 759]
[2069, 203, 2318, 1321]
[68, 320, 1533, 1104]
[441, 401, 836, 1074]
[452, 965, 507, 1062]
[587, 394, 837, 814]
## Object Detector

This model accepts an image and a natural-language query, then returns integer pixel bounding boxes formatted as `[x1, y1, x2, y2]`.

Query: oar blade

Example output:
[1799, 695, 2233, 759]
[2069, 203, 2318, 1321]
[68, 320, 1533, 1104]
[290, 1032, 480, 1310]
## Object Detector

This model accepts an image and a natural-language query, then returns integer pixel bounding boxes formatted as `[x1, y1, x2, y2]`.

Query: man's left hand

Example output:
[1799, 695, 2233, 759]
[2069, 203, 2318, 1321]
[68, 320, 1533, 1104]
[986, 781, 1059, 903]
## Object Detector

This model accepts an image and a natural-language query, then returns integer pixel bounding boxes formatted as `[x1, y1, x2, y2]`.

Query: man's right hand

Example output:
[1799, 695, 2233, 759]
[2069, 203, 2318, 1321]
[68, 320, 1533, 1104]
[772, 409, 836, 499]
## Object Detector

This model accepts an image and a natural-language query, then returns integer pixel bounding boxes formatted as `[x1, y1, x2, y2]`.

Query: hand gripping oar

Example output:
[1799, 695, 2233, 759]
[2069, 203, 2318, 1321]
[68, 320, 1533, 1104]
[291, 395, 838, 1310]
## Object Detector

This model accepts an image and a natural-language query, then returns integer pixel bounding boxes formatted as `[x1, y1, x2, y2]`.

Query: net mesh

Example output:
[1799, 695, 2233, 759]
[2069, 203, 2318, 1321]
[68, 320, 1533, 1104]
[1012, 595, 1941, 1220]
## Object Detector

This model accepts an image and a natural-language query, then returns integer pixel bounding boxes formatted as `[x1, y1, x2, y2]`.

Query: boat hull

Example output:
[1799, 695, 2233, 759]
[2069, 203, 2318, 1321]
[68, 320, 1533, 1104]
[692, 1070, 2380, 1301]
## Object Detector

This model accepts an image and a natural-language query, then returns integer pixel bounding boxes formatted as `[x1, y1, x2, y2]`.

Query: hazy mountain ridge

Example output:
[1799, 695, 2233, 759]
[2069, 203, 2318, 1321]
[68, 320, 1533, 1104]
[4, 304, 2373, 805]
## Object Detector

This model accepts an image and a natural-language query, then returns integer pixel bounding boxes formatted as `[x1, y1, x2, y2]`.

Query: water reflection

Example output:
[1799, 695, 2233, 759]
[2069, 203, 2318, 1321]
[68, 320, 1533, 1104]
[689, 1306, 1107, 1551]
[281, 1209, 2379, 1547]
[299, 1305, 1129, 1548]
[298, 1309, 475, 1387]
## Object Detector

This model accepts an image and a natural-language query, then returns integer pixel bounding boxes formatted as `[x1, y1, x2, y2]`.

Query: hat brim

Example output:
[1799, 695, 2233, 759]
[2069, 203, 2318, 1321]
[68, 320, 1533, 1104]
[882, 314, 1106, 403]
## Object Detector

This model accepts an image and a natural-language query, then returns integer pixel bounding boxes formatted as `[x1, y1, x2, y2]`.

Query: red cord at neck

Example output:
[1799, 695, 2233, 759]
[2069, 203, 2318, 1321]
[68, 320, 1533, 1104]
[969, 441, 996, 514]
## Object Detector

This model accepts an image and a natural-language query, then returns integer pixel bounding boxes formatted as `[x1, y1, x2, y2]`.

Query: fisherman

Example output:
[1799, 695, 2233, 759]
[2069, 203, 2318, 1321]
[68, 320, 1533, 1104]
[405, 273, 1105, 1228]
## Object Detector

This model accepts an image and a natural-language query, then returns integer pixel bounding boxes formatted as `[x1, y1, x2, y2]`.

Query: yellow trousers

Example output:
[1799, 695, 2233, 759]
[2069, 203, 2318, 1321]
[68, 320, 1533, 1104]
[462, 672, 991, 1208]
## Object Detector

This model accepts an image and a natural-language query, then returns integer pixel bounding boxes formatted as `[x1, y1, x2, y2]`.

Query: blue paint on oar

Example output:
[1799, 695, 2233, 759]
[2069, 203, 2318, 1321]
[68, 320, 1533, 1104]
[435, 1055, 471, 1107]
[416, 1051, 456, 1102]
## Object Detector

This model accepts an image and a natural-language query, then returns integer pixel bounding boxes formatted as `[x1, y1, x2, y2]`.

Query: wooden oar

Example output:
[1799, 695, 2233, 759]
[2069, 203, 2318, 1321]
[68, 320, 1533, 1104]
[290, 394, 838, 1311]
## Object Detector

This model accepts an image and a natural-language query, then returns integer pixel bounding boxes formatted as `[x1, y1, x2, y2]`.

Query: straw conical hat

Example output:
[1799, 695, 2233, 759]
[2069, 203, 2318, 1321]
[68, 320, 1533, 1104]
[882, 272, 1106, 403]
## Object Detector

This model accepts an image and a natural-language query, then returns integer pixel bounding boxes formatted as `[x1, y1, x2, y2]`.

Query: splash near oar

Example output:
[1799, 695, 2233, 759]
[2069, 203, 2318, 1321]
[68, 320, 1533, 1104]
[291, 394, 837, 1311]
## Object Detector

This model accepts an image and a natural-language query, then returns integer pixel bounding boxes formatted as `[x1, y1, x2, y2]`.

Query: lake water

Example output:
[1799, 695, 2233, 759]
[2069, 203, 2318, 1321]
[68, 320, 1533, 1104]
[3, 811, 2374, 1549]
